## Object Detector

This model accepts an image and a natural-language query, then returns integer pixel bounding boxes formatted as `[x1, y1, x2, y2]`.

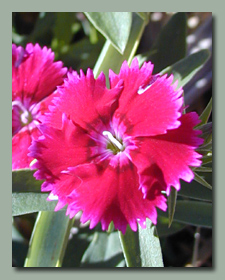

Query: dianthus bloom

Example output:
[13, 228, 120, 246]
[12, 43, 67, 170]
[29, 58, 203, 234]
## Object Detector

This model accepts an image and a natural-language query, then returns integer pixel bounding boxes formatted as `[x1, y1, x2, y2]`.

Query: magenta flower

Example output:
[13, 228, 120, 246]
[12, 43, 67, 170]
[29, 58, 203, 234]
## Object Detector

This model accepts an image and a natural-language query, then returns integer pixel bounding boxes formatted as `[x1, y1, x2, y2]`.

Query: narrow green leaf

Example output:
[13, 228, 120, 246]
[161, 49, 210, 89]
[178, 180, 212, 202]
[138, 219, 164, 267]
[24, 211, 74, 267]
[197, 141, 212, 153]
[118, 227, 141, 267]
[12, 193, 57, 216]
[12, 169, 42, 193]
[81, 232, 124, 267]
[93, 13, 146, 81]
[197, 122, 212, 145]
[201, 153, 212, 165]
[194, 166, 212, 173]
[168, 187, 177, 227]
[84, 12, 132, 54]
[148, 12, 187, 73]
[159, 200, 212, 228]
[194, 171, 212, 190]
[199, 97, 212, 125]
[119, 220, 164, 267]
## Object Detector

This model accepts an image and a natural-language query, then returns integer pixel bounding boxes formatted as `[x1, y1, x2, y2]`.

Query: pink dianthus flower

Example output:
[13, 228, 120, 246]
[29, 58, 204, 234]
[12, 43, 67, 170]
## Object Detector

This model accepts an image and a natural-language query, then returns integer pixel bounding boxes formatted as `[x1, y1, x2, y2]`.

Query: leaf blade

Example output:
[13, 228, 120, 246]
[161, 49, 211, 89]
[81, 232, 125, 267]
[199, 97, 212, 125]
[159, 200, 212, 228]
[138, 219, 164, 267]
[118, 227, 141, 267]
[84, 12, 132, 54]
[167, 187, 177, 227]
[93, 12, 146, 80]
[24, 211, 73, 267]
[194, 171, 212, 190]
[12, 193, 57, 216]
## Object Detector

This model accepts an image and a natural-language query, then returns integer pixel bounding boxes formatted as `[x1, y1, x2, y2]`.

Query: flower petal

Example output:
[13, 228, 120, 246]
[12, 126, 37, 170]
[130, 112, 204, 193]
[63, 159, 167, 234]
[12, 106, 22, 136]
[29, 114, 96, 183]
[12, 43, 67, 106]
[44, 69, 123, 130]
[110, 58, 183, 137]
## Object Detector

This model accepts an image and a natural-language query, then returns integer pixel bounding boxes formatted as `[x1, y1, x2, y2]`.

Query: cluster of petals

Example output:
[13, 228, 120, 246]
[29, 58, 204, 234]
[12, 43, 67, 170]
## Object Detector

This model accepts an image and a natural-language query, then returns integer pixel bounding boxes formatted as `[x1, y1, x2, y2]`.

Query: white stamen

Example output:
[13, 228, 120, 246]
[102, 131, 123, 150]
[12, 100, 29, 124]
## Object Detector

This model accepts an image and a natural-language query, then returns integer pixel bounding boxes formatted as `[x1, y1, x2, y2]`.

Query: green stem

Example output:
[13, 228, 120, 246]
[24, 211, 74, 267]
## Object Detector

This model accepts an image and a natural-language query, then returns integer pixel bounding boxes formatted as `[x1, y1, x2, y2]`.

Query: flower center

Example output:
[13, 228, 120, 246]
[102, 131, 125, 155]
[12, 100, 33, 126]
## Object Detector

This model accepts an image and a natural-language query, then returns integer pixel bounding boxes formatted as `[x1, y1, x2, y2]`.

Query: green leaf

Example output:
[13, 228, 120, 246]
[201, 153, 212, 165]
[84, 12, 132, 54]
[118, 227, 141, 267]
[138, 219, 164, 267]
[161, 49, 211, 89]
[197, 122, 212, 145]
[194, 166, 212, 173]
[119, 220, 164, 267]
[81, 232, 125, 267]
[199, 97, 212, 125]
[12, 193, 57, 216]
[12, 169, 42, 193]
[93, 13, 146, 82]
[178, 179, 212, 202]
[24, 211, 73, 267]
[193, 171, 212, 190]
[147, 12, 187, 73]
[197, 141, 212, 153]
[159, 200, 212, 228]
[168, 187, 177, 227]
